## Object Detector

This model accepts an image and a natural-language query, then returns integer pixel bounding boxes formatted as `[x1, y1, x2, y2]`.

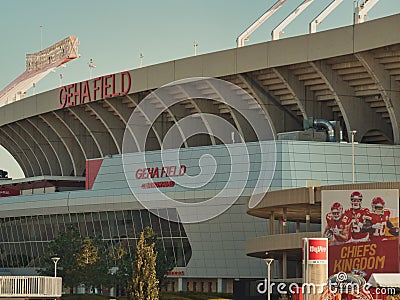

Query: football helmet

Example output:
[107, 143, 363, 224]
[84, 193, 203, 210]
[371, 197, 385, 215]
[350, 191, 363, 209]
[331, 202, 343, 221]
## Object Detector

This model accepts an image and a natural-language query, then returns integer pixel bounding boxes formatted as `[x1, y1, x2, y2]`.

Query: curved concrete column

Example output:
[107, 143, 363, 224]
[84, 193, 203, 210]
[68, 106, 112, 157]
[27, 117, 71, 176]
[238, 73, 302, 134]
[272, 67, 308, 120]
[14, 121, 51, 175]
[39, 113, 83, 176]
[0, 133, 29, 177]
[18, 119, 61, 176]
[85, 102, 125, 154]
[0, 126, 37, 176]
[309, 60, 392, 142]
[355, 51, 400, 144]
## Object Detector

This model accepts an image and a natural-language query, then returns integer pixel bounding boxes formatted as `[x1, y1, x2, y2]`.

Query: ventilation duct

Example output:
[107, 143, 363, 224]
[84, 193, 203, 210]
[303, 118, 341, 142]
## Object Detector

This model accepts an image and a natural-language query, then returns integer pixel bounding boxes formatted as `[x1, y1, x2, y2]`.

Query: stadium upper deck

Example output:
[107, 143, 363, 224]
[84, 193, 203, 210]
[0, 13, 400, 178]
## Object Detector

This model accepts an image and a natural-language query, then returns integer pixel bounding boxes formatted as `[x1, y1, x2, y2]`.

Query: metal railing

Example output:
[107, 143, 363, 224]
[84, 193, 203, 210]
[0, 276, 62, 298]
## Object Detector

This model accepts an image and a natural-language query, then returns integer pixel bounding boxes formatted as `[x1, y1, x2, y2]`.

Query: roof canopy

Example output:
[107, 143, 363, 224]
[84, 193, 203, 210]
[367, 273, 400, 288]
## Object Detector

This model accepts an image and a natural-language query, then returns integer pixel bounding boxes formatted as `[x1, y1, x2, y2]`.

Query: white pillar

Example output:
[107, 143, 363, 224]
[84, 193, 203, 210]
[178, 278, 183, 291]
[217, 278, 223, 293]
[178, 278, 188, 291]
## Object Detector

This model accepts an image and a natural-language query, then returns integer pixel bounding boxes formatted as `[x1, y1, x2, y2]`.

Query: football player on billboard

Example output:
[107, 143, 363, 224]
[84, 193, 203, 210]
[344, 191, 370, 242]
[323, 202, 350, 244]
[363, 197, 399, 241]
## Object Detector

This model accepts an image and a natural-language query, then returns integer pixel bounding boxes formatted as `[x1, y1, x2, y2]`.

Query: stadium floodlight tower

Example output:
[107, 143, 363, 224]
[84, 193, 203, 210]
[309, 0, 343, 33]
[272, 0, 315, 40]
[354, 0, 380, 24]
[0, 36, 79, 107]
[236, 0, 287, 47]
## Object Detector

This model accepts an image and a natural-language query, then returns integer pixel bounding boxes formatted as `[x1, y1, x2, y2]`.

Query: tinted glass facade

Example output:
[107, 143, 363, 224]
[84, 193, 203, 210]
[0, 209, 191, 268]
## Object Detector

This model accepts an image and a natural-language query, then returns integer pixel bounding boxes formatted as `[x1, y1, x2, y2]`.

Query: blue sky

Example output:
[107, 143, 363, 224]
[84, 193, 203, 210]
[1, 0, 399, 179]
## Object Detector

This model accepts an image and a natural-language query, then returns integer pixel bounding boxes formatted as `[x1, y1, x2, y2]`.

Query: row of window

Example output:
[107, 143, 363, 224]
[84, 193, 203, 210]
[0, 209, 192, 268]
[162, 280, 215, 293]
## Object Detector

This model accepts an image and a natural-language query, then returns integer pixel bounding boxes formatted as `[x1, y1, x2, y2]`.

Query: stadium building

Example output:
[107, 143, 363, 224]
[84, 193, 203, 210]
[0, 10, 400, 297]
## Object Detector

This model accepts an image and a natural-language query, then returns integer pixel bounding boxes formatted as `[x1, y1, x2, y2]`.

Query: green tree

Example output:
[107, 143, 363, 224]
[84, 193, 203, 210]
[38, 225, 82, 294]
[130, 231, 159, 300]
[143, 227, 175, 287]
[39, 226, 111, 294]
[109, 244, 131, 295]
[76, 236, 111, 292]
[76, 236, 99, 266]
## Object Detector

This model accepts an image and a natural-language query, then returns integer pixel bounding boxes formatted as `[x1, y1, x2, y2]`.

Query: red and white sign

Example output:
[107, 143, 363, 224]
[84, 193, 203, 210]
[59, 71, 131, 108]
[307, 238, 328, 264]
[136, 165, 187, 189]
[167, 270, 184, 276]
[135, 165, 186, 179]
[0, 187, 20, 197]
[321, 189, 399, 280]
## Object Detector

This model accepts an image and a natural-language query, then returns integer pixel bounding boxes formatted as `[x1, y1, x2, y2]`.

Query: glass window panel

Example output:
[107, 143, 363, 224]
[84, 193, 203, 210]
[140, 210, 150, 232]
[92, 212, 103, 238]
[149, 212, 162, 236]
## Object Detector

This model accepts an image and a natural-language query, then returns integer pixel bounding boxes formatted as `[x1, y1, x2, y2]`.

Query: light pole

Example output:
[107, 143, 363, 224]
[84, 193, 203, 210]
[264, 256, 274, 300]
[350, 130, 357, 183]
[40, 25, 43, 49]
[89, 59, 96, 79]
[51, 257, 60, 277]
[194, 40, 198, 56]
[139, 52, 144, 67]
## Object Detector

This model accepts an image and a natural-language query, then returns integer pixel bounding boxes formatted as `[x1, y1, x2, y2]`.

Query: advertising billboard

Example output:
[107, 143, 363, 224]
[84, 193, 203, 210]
[321, 189, 399, 280]
[307, 238, 328, 264]
[303, 238, 328, 300]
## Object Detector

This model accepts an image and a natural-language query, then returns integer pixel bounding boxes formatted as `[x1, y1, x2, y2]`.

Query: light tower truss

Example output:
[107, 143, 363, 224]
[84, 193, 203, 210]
[0, 36, 79, 107]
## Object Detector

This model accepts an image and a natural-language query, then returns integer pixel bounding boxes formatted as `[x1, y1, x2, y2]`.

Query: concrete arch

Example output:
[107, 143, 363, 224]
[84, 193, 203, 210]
[39, 114, 82, 176]
[67, 106, 109, 158]
[238, 73, 302, 135]
[154, 84, 217, 147]
[53, 110, 97, 161]
[17, 119, 61, 176]
[13, 122, 51, 175]
[147, 89, 190, 148]
[272, 67, 308, 120]
[355, 51, 400, 144]
[361, 129, 392, 144]
[124, 94, 163, 152]
[206, 78, 247, 142]
[84, 102, 124, 154]
[2, 126, 41, 176]
[309, 60, 393, 142]
[0, 134, 28, 177]
[104, 98, 133, 125]
[27, 117, 70, 176]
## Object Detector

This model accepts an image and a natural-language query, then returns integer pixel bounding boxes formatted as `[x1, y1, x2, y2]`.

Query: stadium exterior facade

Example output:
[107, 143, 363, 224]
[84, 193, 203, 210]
[1, 13, 400, 295]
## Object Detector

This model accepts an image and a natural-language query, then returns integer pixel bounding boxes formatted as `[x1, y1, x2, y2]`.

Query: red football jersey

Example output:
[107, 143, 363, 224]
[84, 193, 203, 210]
[344, 208, 370, 240]
[369, 209, 391, 240]
[326, 213, 351, 242]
